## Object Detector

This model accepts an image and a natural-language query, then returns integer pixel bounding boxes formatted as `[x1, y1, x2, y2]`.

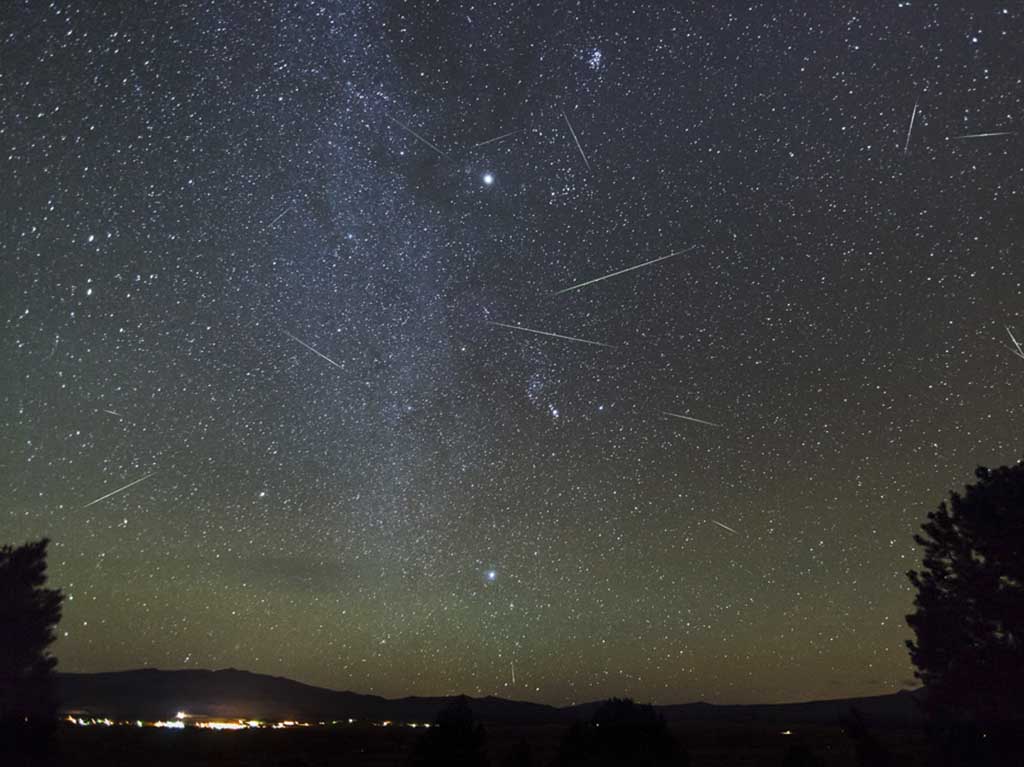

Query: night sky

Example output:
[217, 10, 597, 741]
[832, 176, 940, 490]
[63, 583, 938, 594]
[3, 2, 1022, 706]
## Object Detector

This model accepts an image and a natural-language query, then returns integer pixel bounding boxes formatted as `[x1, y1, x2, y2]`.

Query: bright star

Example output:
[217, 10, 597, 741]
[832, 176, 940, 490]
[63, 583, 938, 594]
[485, 570, 497, 581]
[482, 173, 494, 185]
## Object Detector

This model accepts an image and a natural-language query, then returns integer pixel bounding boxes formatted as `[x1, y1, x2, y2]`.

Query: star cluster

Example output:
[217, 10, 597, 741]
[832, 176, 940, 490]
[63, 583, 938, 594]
[2, 2, 1022, 705]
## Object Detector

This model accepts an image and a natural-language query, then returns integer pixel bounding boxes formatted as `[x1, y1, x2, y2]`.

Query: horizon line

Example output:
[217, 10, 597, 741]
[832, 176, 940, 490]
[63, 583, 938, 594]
[55, 665, 921, 709]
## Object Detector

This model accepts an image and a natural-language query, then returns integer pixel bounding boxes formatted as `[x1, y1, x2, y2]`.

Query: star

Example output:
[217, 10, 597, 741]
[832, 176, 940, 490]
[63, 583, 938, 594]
[482, 172, 494, 185]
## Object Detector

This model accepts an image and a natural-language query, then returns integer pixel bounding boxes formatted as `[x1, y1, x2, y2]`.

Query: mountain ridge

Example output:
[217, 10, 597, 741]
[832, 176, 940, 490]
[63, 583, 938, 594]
[57, 668, 925, 726]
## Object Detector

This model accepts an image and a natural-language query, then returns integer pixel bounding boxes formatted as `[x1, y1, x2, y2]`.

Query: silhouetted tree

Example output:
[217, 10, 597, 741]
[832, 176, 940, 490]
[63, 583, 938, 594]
[502, 737, 534, 767]
[0, 538, 63, 752]
[843, 707, 891, 767]
[780, 742, 825, 767]
[557, 698, 683, 767]
[410, 695, 489, 767]
[906, 464, 1024, 725]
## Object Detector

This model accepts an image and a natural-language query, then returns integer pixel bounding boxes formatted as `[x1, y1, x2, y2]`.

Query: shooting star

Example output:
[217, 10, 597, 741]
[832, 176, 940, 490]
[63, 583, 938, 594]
[554, 245, 698, 295]
[710, 519, 739, 535]
[662, 411, 721, 428]
[283, 331, 346, 371]
[82, 471, 156, 509]
[562, 111, 592, 172]
[487, 321, 615, 348]
[511, 661, 516, 686]
[1005, 326, 1024, 360]
[386, 114, 451, 159]
[903, 98, 920, 156]
[265, 205, 292, 229]
[474, 128, 523, 147]
[101, 409, 124, 418]
[952, 131, 1016, 140]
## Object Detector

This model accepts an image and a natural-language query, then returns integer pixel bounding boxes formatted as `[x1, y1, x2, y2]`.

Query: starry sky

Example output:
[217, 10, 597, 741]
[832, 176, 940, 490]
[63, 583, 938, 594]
[2, 2, 1023, 707]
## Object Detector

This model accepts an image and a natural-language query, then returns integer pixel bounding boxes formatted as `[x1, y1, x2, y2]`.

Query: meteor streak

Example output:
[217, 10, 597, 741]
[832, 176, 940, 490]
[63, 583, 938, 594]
[474, 128, 523, 147]
[711, 519, 739, 535]
[1005, 326, 1024, 360]
[662, 411, 721, 427]
[952, 131, 1016, 140]
[562, 111, 592, 172]
[487, 321, 615, 348]
[903, 98, 920, 156]
[283, 331, 346, 371]
[82, 471, 156, 509]
[386, 115, 451, 159]
[554, 245, 697, 295]
[266, 205, 292, 229]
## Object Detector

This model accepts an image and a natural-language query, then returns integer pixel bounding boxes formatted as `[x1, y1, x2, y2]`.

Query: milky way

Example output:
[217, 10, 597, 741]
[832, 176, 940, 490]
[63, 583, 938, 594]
[2, 2, 1022, 705]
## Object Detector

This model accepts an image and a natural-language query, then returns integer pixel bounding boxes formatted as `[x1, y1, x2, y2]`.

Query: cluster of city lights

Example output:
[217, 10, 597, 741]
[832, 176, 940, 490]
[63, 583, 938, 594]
[65, 713, 432, 731]
[66, 716, 115, 727]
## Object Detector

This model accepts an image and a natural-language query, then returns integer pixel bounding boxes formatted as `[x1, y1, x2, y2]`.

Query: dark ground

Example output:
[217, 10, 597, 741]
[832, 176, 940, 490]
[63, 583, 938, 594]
[3, 721, 932, 767]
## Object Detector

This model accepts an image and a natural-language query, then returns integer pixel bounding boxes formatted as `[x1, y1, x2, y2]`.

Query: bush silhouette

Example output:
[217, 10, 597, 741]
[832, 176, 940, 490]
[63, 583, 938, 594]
[410, 695, 489, 767]
[0, 538, 63, 753]
[557, 698, 683, 767]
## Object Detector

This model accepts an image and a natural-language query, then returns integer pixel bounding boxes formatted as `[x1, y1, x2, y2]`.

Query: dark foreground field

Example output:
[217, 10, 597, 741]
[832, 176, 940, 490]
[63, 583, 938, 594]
[6, 721, 930, 767]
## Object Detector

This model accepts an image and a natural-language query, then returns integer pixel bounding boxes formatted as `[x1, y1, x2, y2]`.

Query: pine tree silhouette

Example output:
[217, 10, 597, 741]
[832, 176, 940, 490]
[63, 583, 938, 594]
[906, 464, 1024, 725]
[0, 538, 64, 753]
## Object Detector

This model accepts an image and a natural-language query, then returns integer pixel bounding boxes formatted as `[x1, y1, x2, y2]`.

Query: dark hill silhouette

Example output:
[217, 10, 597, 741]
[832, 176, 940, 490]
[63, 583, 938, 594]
[57, 669, 557, 724]
[57, 668, 925, 727]
[567, 690, 926, 726]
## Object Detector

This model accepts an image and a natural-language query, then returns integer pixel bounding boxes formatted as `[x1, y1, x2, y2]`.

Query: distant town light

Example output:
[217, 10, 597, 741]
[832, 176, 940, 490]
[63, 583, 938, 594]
[198, 721, 246, 730]
[154, 720, 185, 729]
